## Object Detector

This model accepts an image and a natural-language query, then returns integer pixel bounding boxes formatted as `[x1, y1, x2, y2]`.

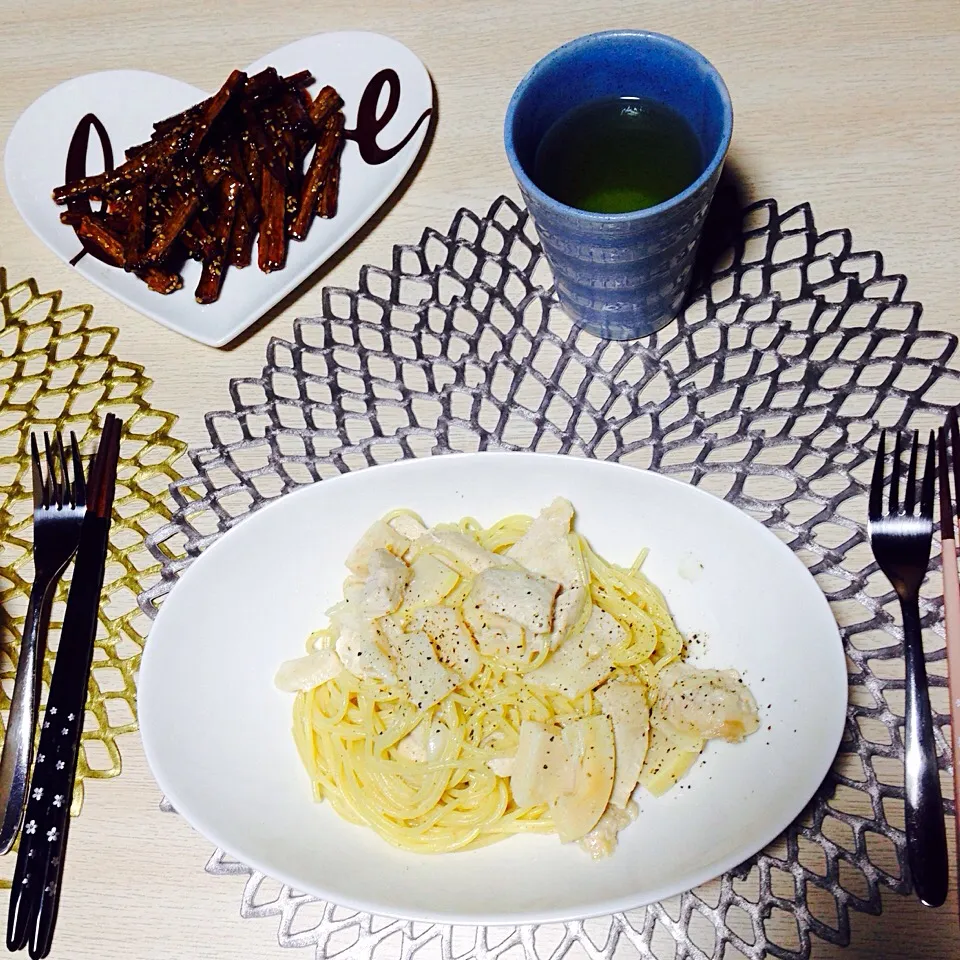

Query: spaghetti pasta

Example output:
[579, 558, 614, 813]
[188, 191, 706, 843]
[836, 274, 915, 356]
[279, 499, 759, 857]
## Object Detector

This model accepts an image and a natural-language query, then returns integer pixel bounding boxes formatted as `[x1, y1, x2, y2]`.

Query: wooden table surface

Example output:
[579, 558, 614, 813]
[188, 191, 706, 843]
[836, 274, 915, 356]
[1, 1, 959, 957]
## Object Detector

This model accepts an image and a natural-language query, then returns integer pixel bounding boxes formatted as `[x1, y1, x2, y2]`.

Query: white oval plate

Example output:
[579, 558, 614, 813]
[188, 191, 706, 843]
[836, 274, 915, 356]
[138, 453, 847, 925]
[5, 32, 432, 347]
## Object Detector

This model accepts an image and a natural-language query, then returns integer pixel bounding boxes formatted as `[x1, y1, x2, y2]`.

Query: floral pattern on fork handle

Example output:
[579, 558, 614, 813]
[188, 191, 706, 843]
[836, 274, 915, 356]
[8, 694, 86, 958]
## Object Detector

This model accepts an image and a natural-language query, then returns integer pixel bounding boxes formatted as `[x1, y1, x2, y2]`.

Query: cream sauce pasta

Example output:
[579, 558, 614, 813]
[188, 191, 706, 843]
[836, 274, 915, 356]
[275, 498, 760, 857]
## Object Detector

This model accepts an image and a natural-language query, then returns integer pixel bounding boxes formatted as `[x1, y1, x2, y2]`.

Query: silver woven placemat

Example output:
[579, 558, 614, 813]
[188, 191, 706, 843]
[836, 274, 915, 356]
[143, 195, 958, 959]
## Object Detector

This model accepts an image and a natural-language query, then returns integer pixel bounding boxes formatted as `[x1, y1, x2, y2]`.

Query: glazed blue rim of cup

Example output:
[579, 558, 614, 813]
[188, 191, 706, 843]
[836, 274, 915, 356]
[504, 30, 734, 223]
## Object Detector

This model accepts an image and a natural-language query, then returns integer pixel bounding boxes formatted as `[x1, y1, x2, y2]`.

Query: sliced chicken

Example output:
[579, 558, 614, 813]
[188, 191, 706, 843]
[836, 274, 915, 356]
[462, 604, 526, 659]
[654, 662, 760, 742]
[333, 613, 398, 683]
[409, 605, 480, 680]
[345, 520, 412, 576]
[467, 567, 560, 637]
[404, 554, 460, 609]
[507, 498, 577, 584]
[361, 549, 412, 618]
[577, 800, 639, 860]
[274, 648, 344, 692]
[596, 678, 649, 808]
[507, 497, 586, 650]
[536, 585, 587, 653]
[334, 622, 397, 684]
[526, 605, 625, 698]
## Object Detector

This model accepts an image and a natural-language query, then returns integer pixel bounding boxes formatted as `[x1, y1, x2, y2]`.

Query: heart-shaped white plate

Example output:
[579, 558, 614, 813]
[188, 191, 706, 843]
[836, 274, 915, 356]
[5, 32, 432, 346]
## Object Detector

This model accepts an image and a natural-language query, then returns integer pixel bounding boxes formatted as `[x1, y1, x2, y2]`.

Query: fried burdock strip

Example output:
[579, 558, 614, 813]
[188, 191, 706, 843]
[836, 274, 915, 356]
[228, 138, 261, 222]
[152, 70, 260, 138]
[241, 100, 287, 184]
[181, 217, 215, 261]
[53, 128, 186, 204]
[261, 99, 298, 185]
[254, 95, 304, 237]
[145, 189, 195, 261]
[280, 128, 303, 231]
[124, 123, 191, 162]
[113, 183, 148, 262]
[308, 85, 343, 126]
[244, 68, 315, 113]
[258, 166, 287, 272]
[241, 135, 263, 197]
[183, 69, 247, 157]
[138, 264, 184, 294]
[290, 111, 345, 240]
[229, 206, 256, 267]
[59, 212, 126, 266]
[196, 177, 241, 303]
[278, 88, 316, 145]
[138, 189, 199, 265]
[318, 134, 344, 219]
[224, 138, 261, 268]
[253, 69, 313, 97]
[198, 143, 230, 189]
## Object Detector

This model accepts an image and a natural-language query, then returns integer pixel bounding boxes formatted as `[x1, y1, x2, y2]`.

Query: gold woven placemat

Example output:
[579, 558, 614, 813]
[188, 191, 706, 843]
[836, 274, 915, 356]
[0, 268, 184, 883]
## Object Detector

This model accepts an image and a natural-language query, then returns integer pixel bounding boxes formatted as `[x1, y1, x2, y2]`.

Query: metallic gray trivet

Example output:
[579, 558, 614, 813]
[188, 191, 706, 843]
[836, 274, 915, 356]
[143, 195, 959, 960]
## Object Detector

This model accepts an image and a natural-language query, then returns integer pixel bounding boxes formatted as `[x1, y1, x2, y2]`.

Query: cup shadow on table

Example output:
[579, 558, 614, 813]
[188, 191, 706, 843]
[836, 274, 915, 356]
[684, 156, 748, 308]
[221, 77, 440, 353]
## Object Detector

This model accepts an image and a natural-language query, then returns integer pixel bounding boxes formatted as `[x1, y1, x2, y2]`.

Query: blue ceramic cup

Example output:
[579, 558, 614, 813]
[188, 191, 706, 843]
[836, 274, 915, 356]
[504, 30, 733, 340]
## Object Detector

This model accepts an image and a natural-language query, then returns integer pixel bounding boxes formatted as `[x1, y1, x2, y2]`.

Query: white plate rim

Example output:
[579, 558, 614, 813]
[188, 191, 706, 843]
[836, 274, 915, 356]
[138, 452, 848, 924]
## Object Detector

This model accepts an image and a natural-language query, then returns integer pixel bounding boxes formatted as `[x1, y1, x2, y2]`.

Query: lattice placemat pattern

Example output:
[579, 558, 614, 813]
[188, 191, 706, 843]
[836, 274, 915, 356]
[145, 197, 959, 960]
[0, 269, 185, 883]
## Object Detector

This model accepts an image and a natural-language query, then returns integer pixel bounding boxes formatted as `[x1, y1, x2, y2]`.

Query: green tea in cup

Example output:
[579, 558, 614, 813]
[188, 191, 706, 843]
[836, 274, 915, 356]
[532, 95, 704, 214]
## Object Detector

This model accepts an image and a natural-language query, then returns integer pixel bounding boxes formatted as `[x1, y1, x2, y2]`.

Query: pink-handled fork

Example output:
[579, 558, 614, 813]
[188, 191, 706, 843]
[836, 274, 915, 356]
[942, 415, 960, 914]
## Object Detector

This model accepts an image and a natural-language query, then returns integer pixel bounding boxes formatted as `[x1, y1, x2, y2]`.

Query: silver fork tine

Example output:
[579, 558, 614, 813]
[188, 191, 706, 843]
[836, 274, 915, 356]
[70, 432, 85, 508]
[890, 431, 902, 513]
[921, 430, 936, 519]
[904, 431, 920, 515]
[30, 435, 43, 510]
[869, 430, 886, 522]
[42, 432, 59, 509]
[56, 433, 71, 507]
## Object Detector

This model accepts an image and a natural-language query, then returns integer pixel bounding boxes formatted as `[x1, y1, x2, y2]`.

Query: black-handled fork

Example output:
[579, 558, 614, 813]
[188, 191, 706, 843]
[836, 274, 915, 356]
[7, 414, 121, 958]
[0, 434, 84, 855]
[867, 429, 948, 908]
